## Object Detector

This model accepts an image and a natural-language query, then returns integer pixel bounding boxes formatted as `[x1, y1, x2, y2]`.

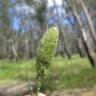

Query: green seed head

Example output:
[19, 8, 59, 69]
[36, 27, 59, 77]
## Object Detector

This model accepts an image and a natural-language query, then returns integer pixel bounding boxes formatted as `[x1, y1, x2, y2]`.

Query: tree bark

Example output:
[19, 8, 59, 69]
[53, 0, 72, 59]
[11, 43, 18, 61]
[24, 38, 29, 60]
[78, 0, 96, 44]
[73, 7, 96, 67]
[76, 38, 86, 58]
[60, 32, 72, 59]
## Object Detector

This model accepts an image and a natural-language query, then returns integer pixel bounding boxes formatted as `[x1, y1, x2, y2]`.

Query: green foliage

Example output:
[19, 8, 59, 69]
[1, 56, 96, 92]
[36, 27, 59, 77]
[35, 27, 59, 95]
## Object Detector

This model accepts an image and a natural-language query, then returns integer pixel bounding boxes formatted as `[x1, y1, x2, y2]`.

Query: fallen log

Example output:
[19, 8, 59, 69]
[0, 83, 35, 96]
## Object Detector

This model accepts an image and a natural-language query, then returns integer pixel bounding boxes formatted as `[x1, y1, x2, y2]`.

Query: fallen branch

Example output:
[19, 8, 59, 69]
[0, 83, 35, 96]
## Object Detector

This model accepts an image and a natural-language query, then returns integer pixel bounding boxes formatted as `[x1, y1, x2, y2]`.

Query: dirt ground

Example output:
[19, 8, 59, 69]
[26, 88, 96, 96]
[51, 88, 96, 96]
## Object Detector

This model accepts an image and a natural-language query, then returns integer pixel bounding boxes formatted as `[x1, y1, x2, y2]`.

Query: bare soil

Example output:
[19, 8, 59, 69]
[51, 88, 96, 96]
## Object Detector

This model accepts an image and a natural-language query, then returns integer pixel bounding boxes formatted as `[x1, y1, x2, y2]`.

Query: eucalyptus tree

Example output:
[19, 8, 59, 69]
[31, 0, 48, 57]
[62, 0, 87, 57]
[9, 0, 48, 59]
[77, 0, 96, 45]
[0, 0, 19, 60]
[52, 0, 72, 59]
[70, 0, 96, 67]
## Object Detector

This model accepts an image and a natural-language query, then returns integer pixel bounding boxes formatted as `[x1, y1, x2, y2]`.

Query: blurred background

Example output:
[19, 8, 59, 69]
[0, 0, 96, 96]
[0, 0, 96, 60]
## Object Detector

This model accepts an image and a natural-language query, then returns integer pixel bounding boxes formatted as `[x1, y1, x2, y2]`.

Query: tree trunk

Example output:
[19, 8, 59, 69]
[53, 0, 72, 59]
[2, 42, 7, 59]
[78, 0, 96, 44]
[11, 43, 19, 61]
[73, 7, 96, 67]
[24, 38, 29, 60]
[60, 32, 72, 59]
[76, 38, 86, 57]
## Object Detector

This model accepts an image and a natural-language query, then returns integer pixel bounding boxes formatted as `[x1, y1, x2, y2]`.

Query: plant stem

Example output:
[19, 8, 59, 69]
[35, 75, 41, 96]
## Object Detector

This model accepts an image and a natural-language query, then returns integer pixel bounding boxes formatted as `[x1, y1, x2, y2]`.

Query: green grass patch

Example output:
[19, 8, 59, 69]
[0, 56, 96, 91]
